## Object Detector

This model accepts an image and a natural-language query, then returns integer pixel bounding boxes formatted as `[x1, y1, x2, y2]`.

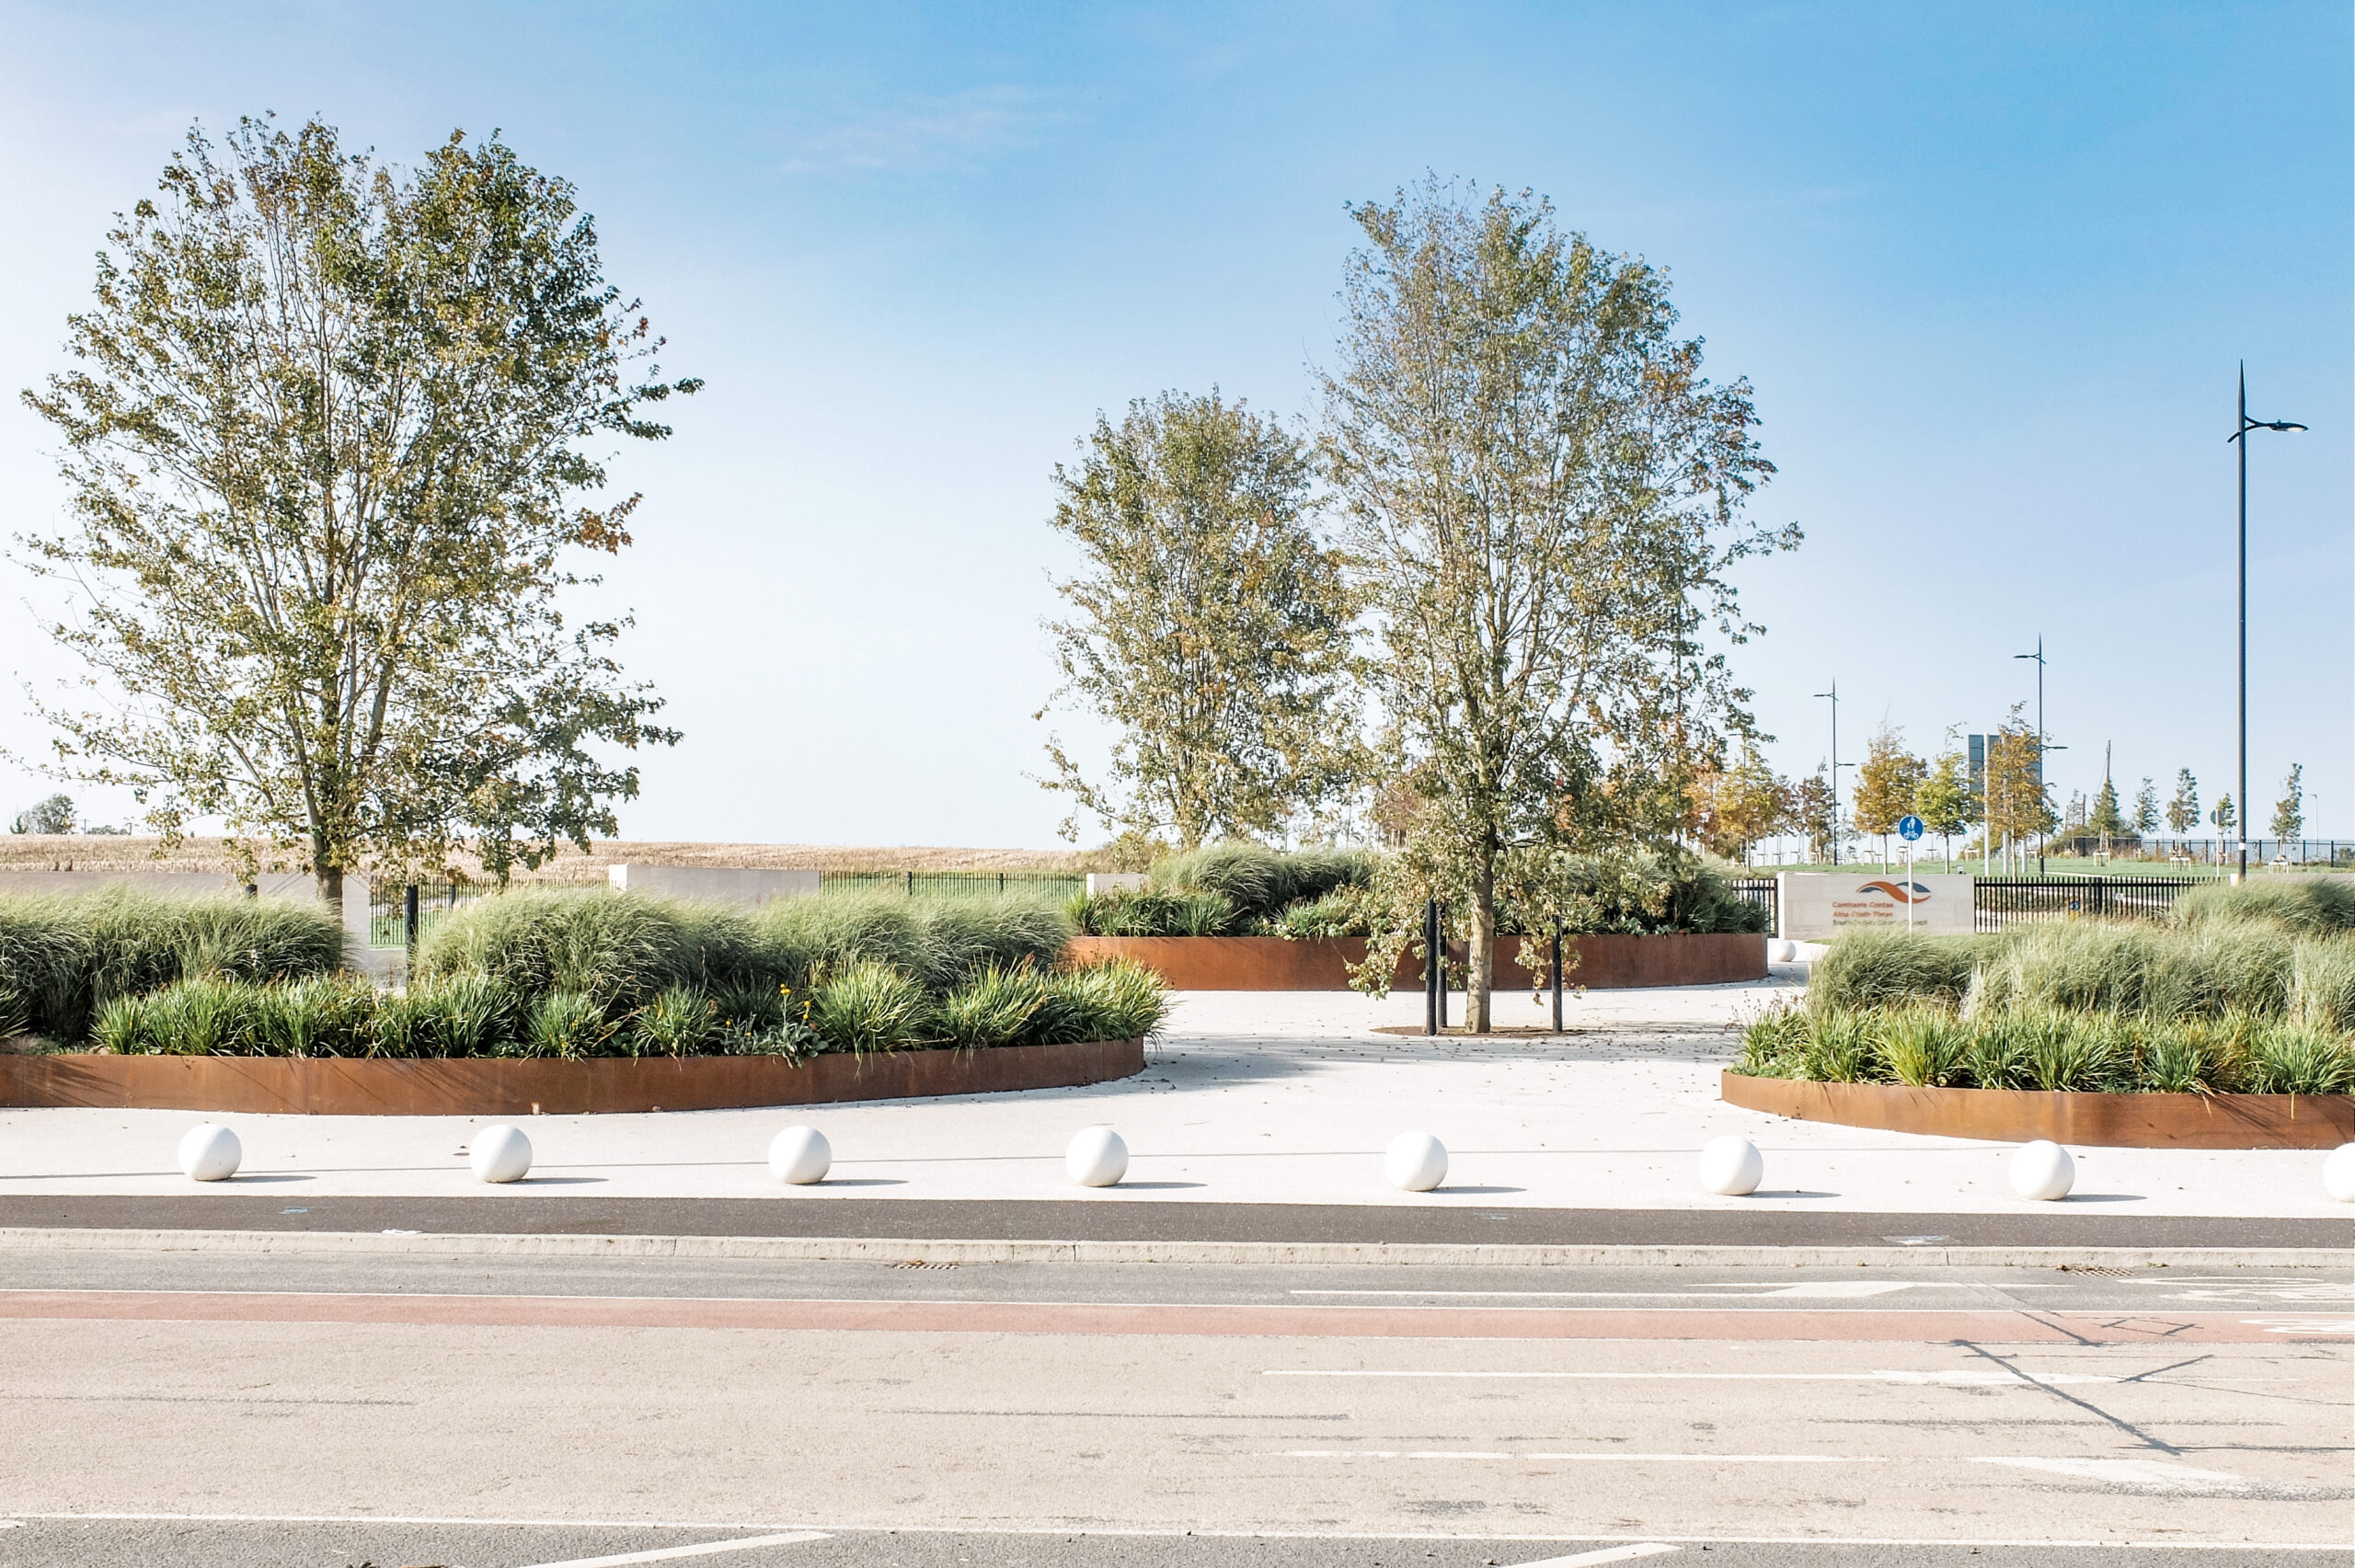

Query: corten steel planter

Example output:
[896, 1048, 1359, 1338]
[1720, 1070, 2355, 1150]
[1066, 933, 1766, 991]
[0, 1038, 1144, 1117]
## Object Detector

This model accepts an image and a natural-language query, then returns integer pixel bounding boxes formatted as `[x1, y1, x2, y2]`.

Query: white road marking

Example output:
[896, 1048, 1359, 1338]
[1974, 1457, 2253, 1492]
[1264, 1369, 2118, 1384]
[1284, 1450, 1867, 1462]
[2240, 1317, 2355, 1335]
[1287, 1284, 1920, 1299]
[513, 1532, 831, 1567]
[1508, 1546, 1680, 1566]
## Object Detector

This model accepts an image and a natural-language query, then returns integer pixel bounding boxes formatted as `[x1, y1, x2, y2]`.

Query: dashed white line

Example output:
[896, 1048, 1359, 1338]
[1974, 1457, 2253, 1492]
[1507, 1546, 1680, 1566]
[1264, 1369, 2119, 1384]
[1283, 1450, 1869, 1462]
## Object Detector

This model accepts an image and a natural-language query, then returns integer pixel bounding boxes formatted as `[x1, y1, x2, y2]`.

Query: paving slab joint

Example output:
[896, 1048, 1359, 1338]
[0, 1227, 2344, 1270]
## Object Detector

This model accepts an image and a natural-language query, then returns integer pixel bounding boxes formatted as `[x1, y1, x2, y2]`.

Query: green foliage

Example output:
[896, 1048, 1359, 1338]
[1040, 390, 1363, 848]
[518, 990, 619, 1059]
[1150, 843, 1374, 921]
[934, 964, 1053, 1047]
[2290, 939, 2355, 1032]
[1324, 178, 1790, 1030]
[1879, 1004, 1969, 1088]
[415, 888, 763, 1017]
[631, 986, 716, 1058]
[18, 117, 692, 887]
[1733, 1001, 1810, 1079]
[1260, 886, 1379, 939]
[1800, 1008, 1878, 1082]
[807, 961, 929, 1053]
[0, 890, 345, 1042]
[2169, 877, 2355, 935]
[2244, 1021, 2355, 1094]
[1809, 932, 1983, 1011]
[1036, 958, 1169, 1044]
[1070, 888, 1240, 937]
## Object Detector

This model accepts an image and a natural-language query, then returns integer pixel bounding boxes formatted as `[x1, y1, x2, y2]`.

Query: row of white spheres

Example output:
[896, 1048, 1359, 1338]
[171, 1122, 2355, 1202]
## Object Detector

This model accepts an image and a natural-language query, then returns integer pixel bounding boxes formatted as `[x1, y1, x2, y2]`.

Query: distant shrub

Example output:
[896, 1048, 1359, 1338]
[2170, 877, 2355, 935]
[1809, 932, 1984, 1012]
[1151, 843, 1374, 921]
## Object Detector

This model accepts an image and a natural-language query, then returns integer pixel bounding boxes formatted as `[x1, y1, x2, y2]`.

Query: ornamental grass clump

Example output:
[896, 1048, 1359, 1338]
[933, 963, 1052, 1047]
[1069, 888, 1238, 937]
[0, 889, 343, 1043]
[807, 961, 929, 1053]
[1150, 842, 1373, 922]
[1878, 1003, 1969, 1088]
[2244, 1021, 2355, 1095]
[2170, 876, 2355, 935]
[1799, 1007, 1878, 1082]
[1035, 958, 1166, 1044]
[1809, 932, 1982, 1012]
[415, 887, 764, 1017]
[516, 990, 619, 1059]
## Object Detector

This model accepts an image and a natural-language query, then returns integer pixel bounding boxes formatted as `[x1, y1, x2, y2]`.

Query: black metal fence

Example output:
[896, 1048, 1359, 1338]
[1731, 877, 1777, 930]
[367, 879, 469, 949]
[1972, 876, 2203, 932]
[820, 870, 1087, 899]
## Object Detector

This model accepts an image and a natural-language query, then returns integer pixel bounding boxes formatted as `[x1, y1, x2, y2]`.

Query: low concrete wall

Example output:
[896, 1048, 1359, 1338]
[1720, 1070, 2355, 1150]
[0, 1037, 1145, 1116]
[605, 865, 820, 904]
[1067, 934, 1766, 991]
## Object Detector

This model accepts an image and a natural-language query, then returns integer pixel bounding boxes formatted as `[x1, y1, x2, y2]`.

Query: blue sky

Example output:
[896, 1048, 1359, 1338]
[0, 2, 2347, 848]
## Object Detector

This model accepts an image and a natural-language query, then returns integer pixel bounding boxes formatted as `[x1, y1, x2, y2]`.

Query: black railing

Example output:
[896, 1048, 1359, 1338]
[1972, 876, 2203, 932]
[368, 879, 469, 949]
[2042, 836, 2353, 867]
[1731, 876, 1777, 930]
[820, 870, 1087, 899]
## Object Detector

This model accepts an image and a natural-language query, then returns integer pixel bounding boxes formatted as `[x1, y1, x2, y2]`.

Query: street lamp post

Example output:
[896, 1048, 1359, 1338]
[2230, 365, 2305, 884]
[2012, 639, 2056, 876]
[1813, 681, 1848, 865]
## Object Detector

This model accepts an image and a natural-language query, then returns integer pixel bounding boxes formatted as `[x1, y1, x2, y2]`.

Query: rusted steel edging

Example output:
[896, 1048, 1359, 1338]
[1069, 933, 1766, 991]
[1721, 1069, 2355, 1150]
[0, 1038, 1145, 1116]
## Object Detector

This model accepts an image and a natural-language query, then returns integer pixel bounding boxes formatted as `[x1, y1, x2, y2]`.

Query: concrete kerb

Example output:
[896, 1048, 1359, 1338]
[0, 1226, 2343, 1271]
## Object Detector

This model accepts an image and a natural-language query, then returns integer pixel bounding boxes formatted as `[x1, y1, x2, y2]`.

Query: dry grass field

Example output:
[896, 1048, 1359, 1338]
[0, 836, 1102, 883]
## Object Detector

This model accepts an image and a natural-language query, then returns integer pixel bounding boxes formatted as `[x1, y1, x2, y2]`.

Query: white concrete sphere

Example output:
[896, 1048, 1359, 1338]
[1697, 1135, 1764, 1196]
[468, 1124, 533, 1184]
[2323, 1143, 2355, 1203]
[769, 1125, 833, 1185]
[1768, 939, 1797, 964]
[178, 1122, 241, 1183]
[2009, 1139, 2075, 1201]
[1384, 1129, 1448, 1192]
[1066, 1126, 1129, 1187]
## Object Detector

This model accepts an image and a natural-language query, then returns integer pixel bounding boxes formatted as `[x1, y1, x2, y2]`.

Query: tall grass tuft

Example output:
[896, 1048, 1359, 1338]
[1810, 932, 1983, 1012]
[0, 889, 344, 1043]
[2170, 877, 2355, 935]
[416, 888, 764, 1016]
[1035, 958, 1167, 1043]
[1879, 1004, 1969, 1087]
[933, 964, 1051, 1047]
[2244, 1021, 2355, 1094]
[1800, 1007, 1878, 1082]
[1149, 843, 1373, 921]
[807, 961, 929, 1052]
[1069, 888, 1238, 937]
[2289, 938, 2355, 1032]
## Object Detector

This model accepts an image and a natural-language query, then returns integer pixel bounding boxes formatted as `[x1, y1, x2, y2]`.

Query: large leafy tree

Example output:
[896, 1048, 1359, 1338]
[1982, 705, 2055, 864]
[18, 118, 695, 911]
[1913, 743, 1978, 871]
[1040, 390, 1361, 848]
[1685, 743, 1792, 864]
[1324, 180, 1793, 1029]
[1852, 723, 1927, 872]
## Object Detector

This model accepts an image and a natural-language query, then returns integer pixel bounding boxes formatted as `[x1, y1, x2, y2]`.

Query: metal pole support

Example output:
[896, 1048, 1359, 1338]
[1550, 926, 1564, 1033]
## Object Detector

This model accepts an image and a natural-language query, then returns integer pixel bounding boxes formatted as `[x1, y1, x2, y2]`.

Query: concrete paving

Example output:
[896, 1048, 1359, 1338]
[2, 978, 2347, 1219]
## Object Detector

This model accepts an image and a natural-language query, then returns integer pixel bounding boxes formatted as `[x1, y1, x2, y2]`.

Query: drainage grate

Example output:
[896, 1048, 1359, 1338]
[891, 1260, 959, 1271]
[2057, 1264, 2134, 1276]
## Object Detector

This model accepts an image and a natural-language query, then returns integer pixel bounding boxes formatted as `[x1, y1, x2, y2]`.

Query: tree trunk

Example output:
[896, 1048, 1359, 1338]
[316, 860, 345, 922]
[1466, 863, 1495, 1033]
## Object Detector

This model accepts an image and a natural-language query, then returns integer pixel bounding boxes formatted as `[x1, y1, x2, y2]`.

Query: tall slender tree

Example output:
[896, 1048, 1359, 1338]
[2132, 777, 2160, 837]
[1040, 390, 1361, 848]
[1852, 723, 1927, 872]
[2166, 769, 2200, 837]
[2270, 764, 2303, 841]
[17, 118, 693, 911]
[1322, 180, 1793, 1029]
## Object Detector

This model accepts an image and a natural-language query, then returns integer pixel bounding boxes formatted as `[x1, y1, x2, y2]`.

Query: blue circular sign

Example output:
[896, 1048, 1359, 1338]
[1898, 815, 1925, 842]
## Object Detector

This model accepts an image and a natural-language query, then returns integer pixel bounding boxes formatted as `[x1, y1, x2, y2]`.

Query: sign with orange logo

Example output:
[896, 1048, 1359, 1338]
[1775, 872, 1975, 939]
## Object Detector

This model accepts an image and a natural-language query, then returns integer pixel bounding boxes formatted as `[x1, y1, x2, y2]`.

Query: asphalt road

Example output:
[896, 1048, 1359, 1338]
[0, 1248, 2346, 1565]
[2, 1193, 2348, 1248]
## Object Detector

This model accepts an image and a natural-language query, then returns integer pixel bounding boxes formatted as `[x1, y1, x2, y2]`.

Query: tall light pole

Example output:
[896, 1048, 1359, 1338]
[2230, 364, 2305, 883]
[1813, 681, 1846, 864]
[2013, 640, 2050, 876]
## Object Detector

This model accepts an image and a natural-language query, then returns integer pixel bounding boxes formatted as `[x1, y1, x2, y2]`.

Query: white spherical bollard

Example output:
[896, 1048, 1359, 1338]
[178, 1123, 242, 1183]
[1384, 1129, 1448, 1192]
[1769, 939, 1796, 964]
[468, 1124, 533, 1184]
[1066, 1127, 1128, 1187]
[1697, 1135, 1764, 1196]
[2323, 1142, 2355, 1203]
[2009, 1139, 2075, 1201]
[769, 1125, 833, 1185]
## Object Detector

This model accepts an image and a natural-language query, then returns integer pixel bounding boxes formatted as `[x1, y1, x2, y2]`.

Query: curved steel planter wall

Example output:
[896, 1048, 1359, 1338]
[0, 1038, 1144, 1117]
[1721, 1069, 2355, 1150]
[1068, 933, 1766, 991]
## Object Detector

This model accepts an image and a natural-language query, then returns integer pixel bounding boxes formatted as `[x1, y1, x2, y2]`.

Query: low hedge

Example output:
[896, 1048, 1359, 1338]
[93, 956, 1166, 1059]
[1735, 999, 2355, 1095]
